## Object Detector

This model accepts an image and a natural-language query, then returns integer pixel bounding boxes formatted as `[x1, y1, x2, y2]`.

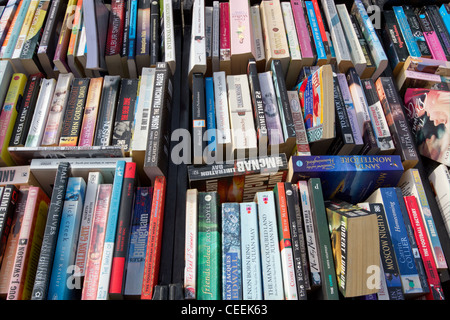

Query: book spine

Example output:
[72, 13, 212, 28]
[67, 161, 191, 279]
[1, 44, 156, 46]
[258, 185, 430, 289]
[428, 165, 450, 238]
[403, 6, 431, 58]
[205, 77, 216, 157]
[10, 73, 44, 147]
[66, 0, 83, 77]
[239, 202, 263, 300]
[426, 5, 450, 60]
[59, 78, 90, 146]
[106, 0, 125, 57]
[350, 14, 376, 77]
[417, 9, 447, 61]
[0, 185, 19, 263]
[392, 6, 421, 58]
[0, 73, 27, 166]
[287, 90, 310, 156]
[382, 10, 409, 75]
[78, 77, 104, 147]
[161, 0, 176, 75]
[30, 162, 70, 300]
[440, 4, 450, 36]
[24, 78, 56, 147]
[53, 0, 77, 73]
[136, 0, 151, 72]
[126, 0, 138, 77]
[221, 202, 242, 300]
[255, 191, 284, 300]
[184, 189, 198, 300]
[93, 75, 121, 147]
[290, 0, 315, 64]
[47, 177, 86, 300]
[305, 1, 326, 64]
[95, 161, 125, 300]
[197, 191, 220, 300]
[192, 73, 206, 165]
[281, 2, 302, 90]
[312, 0, 331, 59]
[1, 0, 31, 60]
[212, 71, 231, 152]
[229, 0, 253, 75]
[250, 5, 265, 72]
[0, 1, 20, 47]
[141, 176, 166, 300]
[150, 0, 159, 67]
[211, 1, 220, 73]
[219, 2, 231, 75]
[81, 184, 113, 300]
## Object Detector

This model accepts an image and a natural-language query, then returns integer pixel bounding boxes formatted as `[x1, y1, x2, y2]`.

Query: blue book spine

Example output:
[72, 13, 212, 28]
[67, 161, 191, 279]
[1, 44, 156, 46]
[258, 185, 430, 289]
[1, 0, 31, 59]
[393, 6, 421, 58]
[47, 177, 86, 300]
[440, 4, 450, 34]
[305, 1, 326, 61]
[128, 0, 138, 59]
[378, 188, 423, 296]
[222, 202, 242, 300]
[205, 77, 216, 153]
[240, 202, 263, 300]
[123, 187, 152, 297]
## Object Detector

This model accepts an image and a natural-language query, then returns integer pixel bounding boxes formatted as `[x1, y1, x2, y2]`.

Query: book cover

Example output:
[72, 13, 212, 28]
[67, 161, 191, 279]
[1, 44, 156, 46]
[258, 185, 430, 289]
[47, 177, 86, 300]
[105, 0, 126, 77]
[184, 188, 198, 300]
[429, 164, 450, 238]
[197, 191, 220, 300]
[53, 0, 77, 74]
[219, 2, 231, 75]
[239, 202, 263, 300]
[78, 77, 104, 147]
[221, 202, 242, 300]
[288, 155, 404, 203]
[58, 78, 90, 146]
[254, 191, 284, 300]
[290, 0, 315, 66]
[191, 73, 206, 165]
[30, 162, 70, 300]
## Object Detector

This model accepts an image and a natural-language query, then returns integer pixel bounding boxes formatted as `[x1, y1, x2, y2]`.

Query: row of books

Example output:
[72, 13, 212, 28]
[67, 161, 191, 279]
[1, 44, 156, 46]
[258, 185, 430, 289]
[0, 159, 169, 300]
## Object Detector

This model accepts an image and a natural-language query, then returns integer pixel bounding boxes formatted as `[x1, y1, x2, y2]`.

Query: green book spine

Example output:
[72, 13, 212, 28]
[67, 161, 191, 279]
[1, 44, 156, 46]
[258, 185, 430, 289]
[197, 191, 221, 300]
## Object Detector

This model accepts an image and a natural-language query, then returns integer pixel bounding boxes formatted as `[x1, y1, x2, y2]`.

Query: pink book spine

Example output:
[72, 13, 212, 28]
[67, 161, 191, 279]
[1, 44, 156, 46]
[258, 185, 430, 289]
[229, 0, 253, 56]
[220, 2, 231, 60]
[290, 0, 314, 60]
[424, 31, 447, 61]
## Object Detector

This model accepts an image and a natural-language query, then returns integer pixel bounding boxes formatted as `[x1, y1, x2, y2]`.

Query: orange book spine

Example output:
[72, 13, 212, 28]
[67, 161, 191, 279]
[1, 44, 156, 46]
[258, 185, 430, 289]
[78, 77, 103, 146]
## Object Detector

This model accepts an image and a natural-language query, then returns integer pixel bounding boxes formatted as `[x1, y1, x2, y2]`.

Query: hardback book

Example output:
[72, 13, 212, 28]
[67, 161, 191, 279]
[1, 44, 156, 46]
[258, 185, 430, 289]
[254, 191, 284, 300]
[205, 76, 216, 160]
[47, 177, 86, 300]
[349, 13, 376, 78]
[0, 188, 27, 298]
[425, 5, 450, 61]
[135, 0, 151, 75]
[53, 0, 77, 74]
[281, 2, 303, 90]
[81, 183, 113, 300]
[197, 191, 220, 300]
[429, 164, 450, 239]
[287, 90, 311, 156]
[111, 78, 139, 153]
[336, 4, 366, 76]
[221, 202, 242, 300]
[143, 62, 172, 183]
[93, 75, 121, 147]
[403, 6, 432, 58]
[6, 186, 49, 300]
[66, 0, 84, 78]
[290, 0, 315, 66]
[58, 78, 90, 146]
[404, 195, 445, 300]
[10, 73, 44, 147]
[108, 162, 137, 299]
[184, 188, 198, 300]
[0, 1, 20, 49]
[398, 168, 448, 271]
[321, 0, 353, 73]
[0, 73, 27, 166]
[239, 202, 263, 300]
[416, 7, 447, 61]
[375, 77, 419, 170]
[211, 1, 220, 73]
[351, 0, 388, 80]
[366, 187, 426, 297]
[227, 74, 258, 159]
[288, 155, 404, 203]
[0, 60, 14, 108]
[105, 0, 126, 77]
[187, 153, 288, 203]
[213, 71, 232, 155]
[250, 5, 265, 73]
[361, 78, 396, 155]
[191, 73, 206, 165]
[294, 64, 335, 154]
[123, 186, 152, 299]
[273, 183, 298, 300]
[219, 2, 231, 75]
[392, 6, 421, 60]
[78, 77, 104, 147]
[95, 160, 125, 300]
[305, 1, 327, 66]
[30, 162, 70, 300]
[0, 185, 19, 264]
[160, 0, 176, 75]
[140, 176, 166, 300]
[188, 0, 206, 86]
[73, 171, 103, 292]
[325, 199, 379, 298]
[259, 0, 290, 75]
[403, 88, 450, 166]
[40, 72, 74, 146]
[229, 0, 255, 75]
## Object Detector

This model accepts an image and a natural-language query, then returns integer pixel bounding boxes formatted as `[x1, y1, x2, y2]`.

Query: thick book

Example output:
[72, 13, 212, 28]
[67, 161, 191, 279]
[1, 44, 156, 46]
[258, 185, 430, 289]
[0, 73, 27, 166]
[140, 176, 166, 300]
[105, 0, 126, 77]
[58, 78, 90, 146]
[429, 164, 450, 239]
[184, 188, 198, 300]
[0, 1, 20, 49]
[197, 191, 220, 300]
[425, 5, 450, 61]
[287, 90, 311, 156]
[349, 13, 376, 78]
[135, 0, 151, 74]
[290, 0, 315, 66]
[416, 8, 447, 61]
[254, 191, 284, 300]
[6, 186, 49, 300]
[78, 77, 104, 147]
[53, 0, 77, 74]
[221, 202, 242, 300]
[187, 154, 288, 203]
[401, 55, 450, 76]
[30, 162, 70, 300]
[396, 68, 450, 93]
[219, 2, 231, 75]
[0, 185, 19, 264]
[288, 155, 404, 203]
[403, 6, 432, 58]
[47, 177, 86, 300]
[123, 187, 152, 299]
[160, 0, 176, 75]
[187, 0, 206, 86]
[191, 73, 206, 165]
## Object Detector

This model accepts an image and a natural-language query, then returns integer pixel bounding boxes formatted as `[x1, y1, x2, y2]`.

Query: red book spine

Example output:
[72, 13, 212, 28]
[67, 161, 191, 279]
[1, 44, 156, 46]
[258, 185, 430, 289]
[108, 162, 136, 297]
[106, 0, 126, 56]
[219, 1, 231, 69]
[141, 175, 166, 300]
[404, 195, 445, 300]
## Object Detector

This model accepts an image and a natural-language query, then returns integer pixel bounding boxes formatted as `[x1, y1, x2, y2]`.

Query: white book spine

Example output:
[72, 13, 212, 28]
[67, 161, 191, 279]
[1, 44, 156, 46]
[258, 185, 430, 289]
[162, 0, 176, 75]
[188, 0, 206, 82]
[281, 2, 302, 61]
[250, 5, 265, 64]
[213, 71, 232, 151]
[184, 189, 198, 299]
[212, 1, 220, 73]
[429, 164, 450, 239]
[347, 76, 371, 135]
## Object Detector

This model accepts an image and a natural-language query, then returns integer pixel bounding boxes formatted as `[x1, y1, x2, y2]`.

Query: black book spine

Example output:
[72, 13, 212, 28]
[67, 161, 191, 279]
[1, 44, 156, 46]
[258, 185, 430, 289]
[403, 6, 432, 58]
[425, 5, 450, 60]
[150, 0, 160, 66]
[382, 10, 409, 73]
[31, 162, 71, 300]
[0, 185, 19, 263]
[191, 73, 206, 165]
[10, 73, 44, 147]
